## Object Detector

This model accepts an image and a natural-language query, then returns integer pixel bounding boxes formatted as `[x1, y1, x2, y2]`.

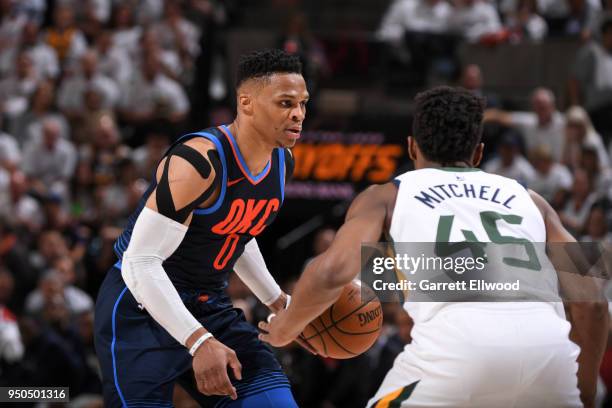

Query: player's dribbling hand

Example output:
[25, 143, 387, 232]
[266, 293, 319, 355]
[259, 309, 325, 356]
[192, 338, 242, 400]
[258, 309, 295, 347]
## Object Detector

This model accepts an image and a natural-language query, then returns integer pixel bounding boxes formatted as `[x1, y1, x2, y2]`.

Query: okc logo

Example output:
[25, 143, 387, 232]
[212, 198, 280, 236]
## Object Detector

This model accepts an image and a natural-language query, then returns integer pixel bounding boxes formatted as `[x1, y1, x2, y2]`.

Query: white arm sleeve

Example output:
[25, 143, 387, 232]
[233, 239, 282, 306]
[121, 207, 203, 346]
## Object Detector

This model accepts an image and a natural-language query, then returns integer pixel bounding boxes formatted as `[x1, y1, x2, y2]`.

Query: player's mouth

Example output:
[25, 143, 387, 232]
[285, 127, 301, 139]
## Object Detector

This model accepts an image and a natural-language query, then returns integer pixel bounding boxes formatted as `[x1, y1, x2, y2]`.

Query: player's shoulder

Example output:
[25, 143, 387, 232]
[351, 182, 398, 215]
[183, 136, 217, 155]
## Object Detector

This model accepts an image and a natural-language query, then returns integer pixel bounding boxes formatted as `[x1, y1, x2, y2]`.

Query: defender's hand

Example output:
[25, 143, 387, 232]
[265, 293, 318, 355]
[192, 338, 242, 399]
[258, 309, 296, 348]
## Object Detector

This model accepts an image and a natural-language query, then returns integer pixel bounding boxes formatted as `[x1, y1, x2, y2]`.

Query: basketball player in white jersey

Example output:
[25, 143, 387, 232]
[259, 87, 608, 408]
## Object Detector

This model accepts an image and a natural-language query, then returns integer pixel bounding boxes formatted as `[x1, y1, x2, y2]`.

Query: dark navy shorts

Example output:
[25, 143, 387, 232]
[94, 267, 295, 407]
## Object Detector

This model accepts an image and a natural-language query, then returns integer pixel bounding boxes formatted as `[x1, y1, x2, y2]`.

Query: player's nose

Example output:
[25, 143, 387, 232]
[291, 105, 305, 122]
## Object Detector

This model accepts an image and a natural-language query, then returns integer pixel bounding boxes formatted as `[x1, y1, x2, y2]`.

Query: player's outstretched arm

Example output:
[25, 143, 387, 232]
[121, 138, 241, 400]
[259, 183, 396, 347]
[530, 190, 608, 408]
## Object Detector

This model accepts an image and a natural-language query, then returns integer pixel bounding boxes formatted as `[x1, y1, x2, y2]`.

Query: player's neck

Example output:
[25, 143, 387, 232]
[416, 160, 473, 170]
[227, 121, 273, 175]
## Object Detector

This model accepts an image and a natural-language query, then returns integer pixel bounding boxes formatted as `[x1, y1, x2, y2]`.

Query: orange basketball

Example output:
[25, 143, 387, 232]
[300, 280, 383, 359]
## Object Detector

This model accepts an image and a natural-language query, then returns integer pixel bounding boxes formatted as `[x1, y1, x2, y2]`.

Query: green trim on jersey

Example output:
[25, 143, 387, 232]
[437, 167, 481, 172]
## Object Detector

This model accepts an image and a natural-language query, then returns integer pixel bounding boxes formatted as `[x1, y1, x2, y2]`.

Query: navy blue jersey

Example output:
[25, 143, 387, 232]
[113, 125, 286, 292]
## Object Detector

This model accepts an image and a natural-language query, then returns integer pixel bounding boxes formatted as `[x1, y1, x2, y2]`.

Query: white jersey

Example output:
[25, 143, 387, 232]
[389, 167, 564, 324]
[368, 167, 581, 408]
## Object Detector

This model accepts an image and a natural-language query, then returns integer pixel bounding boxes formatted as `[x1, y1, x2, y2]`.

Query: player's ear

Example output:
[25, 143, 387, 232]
[472, 142, 484, 167]
[237, 90, 254, 116]
[407, 136, 417, 162]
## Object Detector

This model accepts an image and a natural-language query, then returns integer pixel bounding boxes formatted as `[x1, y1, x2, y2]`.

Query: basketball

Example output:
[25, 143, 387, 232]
[300, 280, 383, 359]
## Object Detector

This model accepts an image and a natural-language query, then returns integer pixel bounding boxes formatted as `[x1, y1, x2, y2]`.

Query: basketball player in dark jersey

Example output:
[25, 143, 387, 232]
[94, 49, 309, 407]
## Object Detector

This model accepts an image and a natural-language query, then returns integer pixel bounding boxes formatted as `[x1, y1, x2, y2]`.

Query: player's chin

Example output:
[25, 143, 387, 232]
[278, 136, 298, 148]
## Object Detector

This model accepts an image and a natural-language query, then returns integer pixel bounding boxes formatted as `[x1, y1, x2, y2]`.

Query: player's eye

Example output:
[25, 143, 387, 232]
[300, 101, 307, 108]
[280, 100, 292, 108]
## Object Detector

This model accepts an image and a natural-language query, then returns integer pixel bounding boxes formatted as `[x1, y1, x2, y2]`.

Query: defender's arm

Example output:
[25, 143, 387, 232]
[259, 183, 396, 347]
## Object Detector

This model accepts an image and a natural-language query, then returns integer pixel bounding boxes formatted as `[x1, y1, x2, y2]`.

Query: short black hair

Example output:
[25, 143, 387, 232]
[412, 86, 485, 166]
[236, 49, 302, 88]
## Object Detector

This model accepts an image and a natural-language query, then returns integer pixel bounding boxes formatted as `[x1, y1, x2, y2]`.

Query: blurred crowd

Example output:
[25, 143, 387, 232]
[378, 0, 612, 88]
[0, 0, 611, 407]
[379, 0, 612, 44]
[0, 0, 233, 406]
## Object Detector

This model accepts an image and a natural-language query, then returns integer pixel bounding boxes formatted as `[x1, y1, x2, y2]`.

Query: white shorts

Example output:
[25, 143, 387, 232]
[367, 304, 582, 408]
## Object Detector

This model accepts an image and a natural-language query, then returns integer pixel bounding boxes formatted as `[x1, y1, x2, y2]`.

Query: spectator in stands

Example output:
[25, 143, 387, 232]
[45, 4, 87, 68]
[377, 0, 451, 43]
[17, 313, 88, 391]
[77, 114, 125, 189]
[131, 124, 171, 179]
[134, 0, 164, 25]
[484, 131, 536, 186]
[530, 145, 573, 208]
[0, 117, 21, 171]
[22, 117, 77, 199]
[30, 229, 69, 275]
[484, 87, 566, 161]
[0, 267, 23, 366]
[25, 270, 93, 317]
[118, 48, 189, 125]
[459, 63, 500, 107]
[19, 21, 59, 80]
[377, 0, 456, 85]
[564, 0, 600, 39]
[72, 88, 116, 145]
[13, 80, 70, 145]
[98, 157, 147, 222]
[562, 105, 610, 170]
[0, 170, 43, 234]
[449, 0, 502, 43]
[581, 204, 612, 242]
[77, 0, 108, 43]
[378, 0, 410, 62]
[580, 146, 612, 199]
[57, 50, 119, 122]
[0, 51, 39, 120]
[559, 168, 599, 235]
[137, 28, 183, 82]
[152, 1, 201, 71]
[589, 0, 612, 40]
[570, 18, 612, 142]
[0, 0, 27, 66]
[504, 0, 549, 42]
[110, 4, 141, 56]
[52, 255, 86, 294]
[14, 0, 46, 24]
[94, 29, 132, 85]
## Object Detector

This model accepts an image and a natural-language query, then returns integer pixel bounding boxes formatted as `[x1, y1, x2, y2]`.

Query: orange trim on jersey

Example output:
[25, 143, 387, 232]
[217, 126, 272, 185]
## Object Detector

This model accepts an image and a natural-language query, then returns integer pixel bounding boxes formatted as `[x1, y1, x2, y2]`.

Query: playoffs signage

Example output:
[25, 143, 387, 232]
[286, 130, 405, 201]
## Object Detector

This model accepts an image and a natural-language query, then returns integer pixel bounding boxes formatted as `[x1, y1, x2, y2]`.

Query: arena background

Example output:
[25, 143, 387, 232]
[0, 0, 611, 407]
